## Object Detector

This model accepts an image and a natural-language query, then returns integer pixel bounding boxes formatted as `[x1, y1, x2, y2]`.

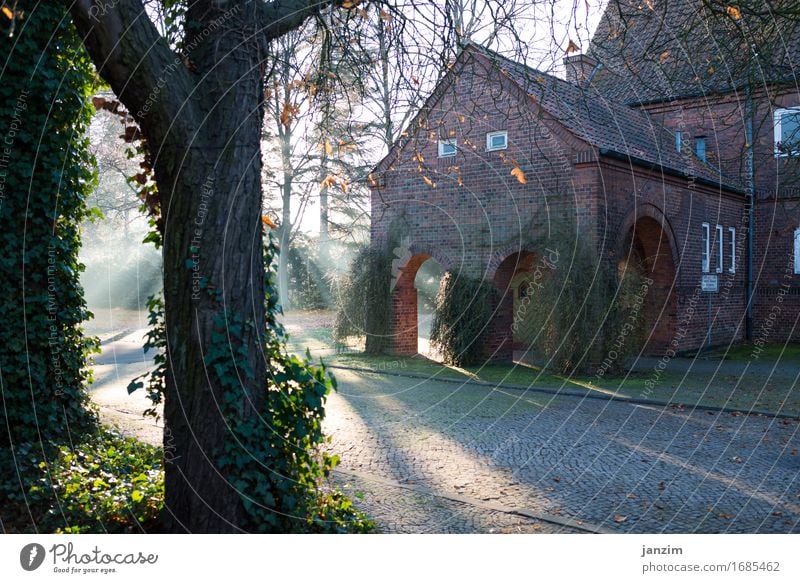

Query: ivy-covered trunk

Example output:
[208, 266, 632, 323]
[0, 2, 98, 448]
[157, 33, 268, 535]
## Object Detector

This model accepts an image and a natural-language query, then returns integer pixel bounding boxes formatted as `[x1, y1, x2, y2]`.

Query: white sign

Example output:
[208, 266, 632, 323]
[701, 274, 719, 293]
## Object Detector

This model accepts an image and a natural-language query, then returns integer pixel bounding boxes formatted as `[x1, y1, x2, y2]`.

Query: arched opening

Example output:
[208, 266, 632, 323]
[620, 216, 678, 354]
[390, 253, 444, 356]
[489, 250, 551, 362]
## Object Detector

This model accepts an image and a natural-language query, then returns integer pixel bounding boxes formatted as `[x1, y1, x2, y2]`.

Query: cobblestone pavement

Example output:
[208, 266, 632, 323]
[324, 368, 800, 534]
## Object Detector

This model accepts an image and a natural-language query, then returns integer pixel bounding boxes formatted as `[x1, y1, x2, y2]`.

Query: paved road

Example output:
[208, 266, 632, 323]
[89, 329, 800, 533]
[324, 367, 800, 533]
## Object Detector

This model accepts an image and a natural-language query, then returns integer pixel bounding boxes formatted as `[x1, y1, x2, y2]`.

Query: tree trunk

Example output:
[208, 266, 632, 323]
[69, 0, 334, 534]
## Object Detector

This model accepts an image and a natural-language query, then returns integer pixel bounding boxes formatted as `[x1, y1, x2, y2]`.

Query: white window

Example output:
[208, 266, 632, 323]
[438, 138, 457, 157]
[795, 228, 800, 274]
[716, 224, 723, 273]
[702, 222, 710, 273]
[728, 226, 736, 274]
[695, 137, 707, 162]
[486, 131, 508, 151]
[774, 107, 800, 156]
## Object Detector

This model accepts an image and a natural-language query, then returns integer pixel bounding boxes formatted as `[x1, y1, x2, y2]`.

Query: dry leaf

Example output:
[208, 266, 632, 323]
[422, 176, 436, 188]
[510, 166, 527, 184]
[659, 51, 670, 63]
[726, 6, 742, 20]
[412, 151, 424, 163]
[341, 0, 361, 9]
[261, 215, 277, 229]
[566, 39, 580, 54]
[613, 515, 627, 523]
[379, 9, 393, 21]
[1, 6, 12, 20]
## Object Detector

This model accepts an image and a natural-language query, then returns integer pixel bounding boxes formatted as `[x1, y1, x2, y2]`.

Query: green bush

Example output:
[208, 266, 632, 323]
[430, 272, 495, 366]
[0, 428, 163, 533]
[332, 247, 392, 354]
[517, 221, 646, 374]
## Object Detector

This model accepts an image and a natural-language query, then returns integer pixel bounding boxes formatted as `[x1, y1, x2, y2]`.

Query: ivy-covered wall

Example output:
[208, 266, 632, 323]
[0, 2, 98, 445]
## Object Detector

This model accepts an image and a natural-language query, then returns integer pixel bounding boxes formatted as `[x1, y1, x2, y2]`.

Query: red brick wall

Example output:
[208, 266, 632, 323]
[371, 54, 794, 358]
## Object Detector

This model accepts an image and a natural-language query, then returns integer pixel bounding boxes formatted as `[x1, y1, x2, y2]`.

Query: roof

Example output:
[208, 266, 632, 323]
[464, 43, 741, 191]
[587, 0, 800, 105]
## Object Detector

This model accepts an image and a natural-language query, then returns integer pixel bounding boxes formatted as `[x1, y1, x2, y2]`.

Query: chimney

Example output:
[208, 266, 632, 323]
[563, 53, 598, 84]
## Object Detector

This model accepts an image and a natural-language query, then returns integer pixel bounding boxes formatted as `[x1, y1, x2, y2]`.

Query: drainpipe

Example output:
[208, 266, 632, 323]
[745, 85, 755, 341]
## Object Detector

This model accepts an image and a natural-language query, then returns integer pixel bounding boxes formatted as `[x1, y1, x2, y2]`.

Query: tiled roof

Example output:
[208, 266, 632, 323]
[466, 44, 741, 191]
[588, 0, 800, 105]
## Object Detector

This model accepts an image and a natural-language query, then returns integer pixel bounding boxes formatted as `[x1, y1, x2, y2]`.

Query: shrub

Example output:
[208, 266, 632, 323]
[332, 247, 392, 354]
[430, 272, 495, 366]
[517, 220, 646, 374]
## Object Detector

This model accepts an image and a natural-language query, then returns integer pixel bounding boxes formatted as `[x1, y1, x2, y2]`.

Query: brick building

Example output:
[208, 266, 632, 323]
[369, 1, 800, 361]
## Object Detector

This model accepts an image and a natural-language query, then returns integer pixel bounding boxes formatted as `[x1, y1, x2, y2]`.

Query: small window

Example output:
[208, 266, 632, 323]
[438, 138, 457, 157]
[775, 107, 800, 157]
[675, 130, 682, 153]
[795, 228, 800, 274]
[715, 224, 723, 273]
[702, 222, 710, 273]
[695, 137, 707, 162]
[486, 131, 508, 151]
[728, 226, 736, 274]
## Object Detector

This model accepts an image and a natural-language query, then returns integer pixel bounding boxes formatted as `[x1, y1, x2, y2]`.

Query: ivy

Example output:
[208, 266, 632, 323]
[0, 1, 99, 447]
[129, 229, 373, 532]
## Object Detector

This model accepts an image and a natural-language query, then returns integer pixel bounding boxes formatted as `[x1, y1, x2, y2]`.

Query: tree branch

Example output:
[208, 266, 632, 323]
[68, 0, 196, 145]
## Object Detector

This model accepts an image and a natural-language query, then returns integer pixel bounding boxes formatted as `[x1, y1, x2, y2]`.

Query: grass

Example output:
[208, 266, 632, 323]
[283, 316, 800, 416]
[702, 342, 800, 362]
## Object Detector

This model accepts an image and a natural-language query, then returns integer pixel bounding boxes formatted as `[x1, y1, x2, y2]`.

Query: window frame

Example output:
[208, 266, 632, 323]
[702, 222, 710, 273]
[695, 136, 707, 162]
[438, 138, 457, 158]
[675, 130, 682, 153]
[715, 224, 724, 273]
[774, 107, 800, 157]
[728, 226, 736, 274]
[795, 227, 800, 275]
[486, 131, 508, 152]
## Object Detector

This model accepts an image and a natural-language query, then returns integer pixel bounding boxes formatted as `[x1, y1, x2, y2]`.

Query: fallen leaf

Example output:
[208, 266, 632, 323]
[1, 6, 12, 20]
[553, 476, 561, 483]
[261, 215, 276, 229]
[613, 515, 627, 523]
[726, 6, 742, 20]
[659, 51, 670, 64]
[658, 481, 666, 491]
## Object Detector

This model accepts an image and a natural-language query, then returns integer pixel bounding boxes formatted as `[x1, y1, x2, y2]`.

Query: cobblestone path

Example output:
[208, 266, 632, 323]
[324, 368, 800, 534]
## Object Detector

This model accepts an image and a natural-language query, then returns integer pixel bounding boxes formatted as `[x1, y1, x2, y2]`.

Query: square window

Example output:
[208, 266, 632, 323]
[775, 107, 800, 157]
[438, 138, 457, 157]
[486, 131, 508, 151]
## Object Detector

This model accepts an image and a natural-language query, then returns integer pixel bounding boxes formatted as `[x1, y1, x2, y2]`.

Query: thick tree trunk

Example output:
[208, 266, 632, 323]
[158, 40, 267, 535]
[69, 0, 331, 533]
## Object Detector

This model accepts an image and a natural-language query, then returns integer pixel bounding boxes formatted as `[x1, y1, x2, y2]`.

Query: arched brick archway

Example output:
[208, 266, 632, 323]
[389, 252, 447, 356]
[620, 210, 678, 354]
[486, 250, 546, 362]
